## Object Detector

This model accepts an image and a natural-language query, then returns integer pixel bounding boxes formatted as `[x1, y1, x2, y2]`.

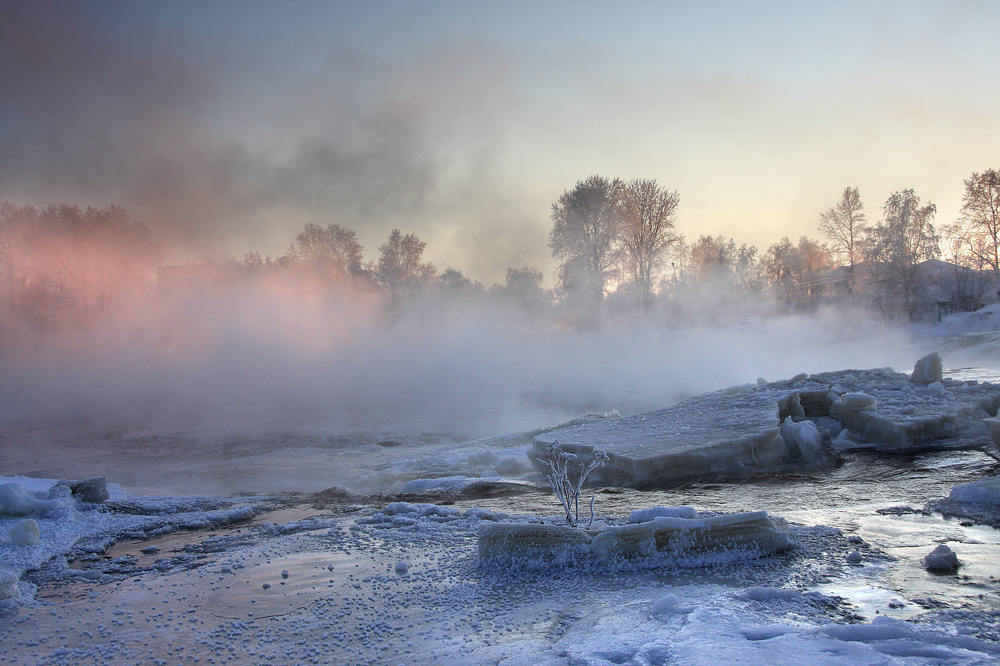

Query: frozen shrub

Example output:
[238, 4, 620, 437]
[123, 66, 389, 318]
[539, 441, 608, 526]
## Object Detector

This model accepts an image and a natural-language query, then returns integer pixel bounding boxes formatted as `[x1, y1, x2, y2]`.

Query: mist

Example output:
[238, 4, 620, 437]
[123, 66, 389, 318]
[0, 272, 921, 440]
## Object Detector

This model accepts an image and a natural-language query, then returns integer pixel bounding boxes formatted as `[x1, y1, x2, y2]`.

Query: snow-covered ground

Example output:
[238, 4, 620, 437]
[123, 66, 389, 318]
[2, 444, 999, 665]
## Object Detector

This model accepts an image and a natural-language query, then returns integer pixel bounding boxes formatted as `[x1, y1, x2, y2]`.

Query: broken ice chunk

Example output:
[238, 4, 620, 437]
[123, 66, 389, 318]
[840, 393, 877, 410]
[923, 544, 959, 571]
[911, 352, 943, 385]
[9, 519, 40, 546]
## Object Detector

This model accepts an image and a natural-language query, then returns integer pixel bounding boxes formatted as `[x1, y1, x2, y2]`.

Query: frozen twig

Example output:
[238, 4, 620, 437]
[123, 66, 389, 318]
[540, 441, 608, 525]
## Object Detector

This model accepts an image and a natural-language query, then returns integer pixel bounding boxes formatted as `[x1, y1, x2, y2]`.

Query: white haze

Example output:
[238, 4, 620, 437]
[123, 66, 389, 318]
[1, 284, 927, 441]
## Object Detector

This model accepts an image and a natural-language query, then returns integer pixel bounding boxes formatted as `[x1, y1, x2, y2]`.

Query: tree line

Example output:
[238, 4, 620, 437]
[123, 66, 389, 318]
[1, 167, 998, 331]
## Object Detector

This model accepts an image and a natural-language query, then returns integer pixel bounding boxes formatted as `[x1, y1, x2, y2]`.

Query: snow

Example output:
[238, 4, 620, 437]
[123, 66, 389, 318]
[0, 475, 261, 606]
[628, 505, 698, 523]
[3, 360, 1000, 664]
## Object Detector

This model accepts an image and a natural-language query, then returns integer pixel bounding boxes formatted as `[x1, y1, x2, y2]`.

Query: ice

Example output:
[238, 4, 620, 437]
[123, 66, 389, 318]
[911, 352, 944, 385]
[532, 379, 838, 487]
[628, 505, 698, 523]
[922, 544, 960, 571]
[819, 367, 1000, 452]
[0, 482, 72, 518]
[531, 362, 1000, 487]
[651, 592, 681, 612]
[948, 475, 1000, 505]
[744, 586, 801, 602]
[9, 520, 40, 546]
[478, 511, 793, 568]
[400, 475, 481, 493]
[0, 476, 260, 606]
[840, 392, 877, 409]
[930, 475, 1000, 526]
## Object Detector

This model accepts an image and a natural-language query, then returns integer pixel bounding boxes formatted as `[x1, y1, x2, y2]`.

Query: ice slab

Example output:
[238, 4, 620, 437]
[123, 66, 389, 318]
[820, 368, 1000, 450]
[931, 474, 1000, 527]
[478, 511, 793, 568]
[532, 366, 1000, 487]
[531, 378, 839, 487]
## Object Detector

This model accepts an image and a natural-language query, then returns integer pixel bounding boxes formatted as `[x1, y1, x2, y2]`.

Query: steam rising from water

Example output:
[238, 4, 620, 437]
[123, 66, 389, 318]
[0, 279, 921, 439]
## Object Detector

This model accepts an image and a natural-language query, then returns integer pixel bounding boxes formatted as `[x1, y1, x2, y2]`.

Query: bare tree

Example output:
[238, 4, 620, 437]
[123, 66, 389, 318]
[549, 175, 624, 310]
[499, 266, 546, 311]
[862, 189, 939, 320]
[289, 222, 365, 276]
[818, 187, 867, 275]
[956, 169, 1000, 274]
[619, 179, 681, 307]
[376, 229, 436, 302]
[0, 202, 37, 310]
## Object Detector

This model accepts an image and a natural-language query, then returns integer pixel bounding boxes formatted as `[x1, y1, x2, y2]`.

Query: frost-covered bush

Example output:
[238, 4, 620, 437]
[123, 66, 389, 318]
[539, 441, 608, 526]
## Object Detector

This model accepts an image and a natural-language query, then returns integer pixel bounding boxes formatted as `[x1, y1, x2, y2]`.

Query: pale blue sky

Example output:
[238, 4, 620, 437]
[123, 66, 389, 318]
[2, 0, 998, 282]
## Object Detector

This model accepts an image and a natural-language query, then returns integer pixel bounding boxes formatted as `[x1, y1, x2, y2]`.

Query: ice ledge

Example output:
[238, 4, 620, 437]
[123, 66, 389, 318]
[531, 365, 1000, 488]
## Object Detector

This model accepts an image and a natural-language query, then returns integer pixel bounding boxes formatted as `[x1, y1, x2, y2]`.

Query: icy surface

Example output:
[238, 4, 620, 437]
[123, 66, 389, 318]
[0, 476, 260, 603]
[2, 487, 998, 666]
[931, 475, 1000, 527]
[532, 365, 1000, 486]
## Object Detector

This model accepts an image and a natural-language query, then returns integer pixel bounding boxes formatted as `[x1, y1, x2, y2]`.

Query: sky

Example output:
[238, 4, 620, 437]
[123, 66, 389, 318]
[2, 0, 999, 286]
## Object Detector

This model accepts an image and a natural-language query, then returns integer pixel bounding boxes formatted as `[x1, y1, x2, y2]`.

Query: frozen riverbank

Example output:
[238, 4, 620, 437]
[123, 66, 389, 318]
[2, 441, 999, 665]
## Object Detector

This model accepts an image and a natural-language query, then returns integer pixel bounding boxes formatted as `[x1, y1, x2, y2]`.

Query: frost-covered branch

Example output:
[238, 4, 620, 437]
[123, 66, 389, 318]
[540, 441, 608, 525]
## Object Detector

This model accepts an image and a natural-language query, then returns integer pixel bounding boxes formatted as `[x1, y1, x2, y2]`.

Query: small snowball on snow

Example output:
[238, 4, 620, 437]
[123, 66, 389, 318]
[840, 393, 877, 410]
[756, 377, 768, 386]
[843, 374, 859, 386]
[923, 544, 960, 571]
[652, 593, 679, 612]
[628, 506, 698, 523]
[9, 519, 40, 546]
[395, 561, 408, 574]
[846, 549, 863, 564]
